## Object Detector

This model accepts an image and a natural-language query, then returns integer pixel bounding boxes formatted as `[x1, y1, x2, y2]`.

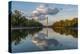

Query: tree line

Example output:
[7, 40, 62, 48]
[11, 10, 43, 28]
[10, 10, 78, 28]
[52, 18, 78, 28]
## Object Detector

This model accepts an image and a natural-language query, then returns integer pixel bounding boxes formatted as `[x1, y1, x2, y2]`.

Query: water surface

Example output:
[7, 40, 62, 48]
[11, 28, 78, 53]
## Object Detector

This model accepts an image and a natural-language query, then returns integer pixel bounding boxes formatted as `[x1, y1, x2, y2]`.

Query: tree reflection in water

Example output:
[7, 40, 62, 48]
[11, 28, 42, 45]
[52, 27, 78, 38]
[11, 27, 77, 46]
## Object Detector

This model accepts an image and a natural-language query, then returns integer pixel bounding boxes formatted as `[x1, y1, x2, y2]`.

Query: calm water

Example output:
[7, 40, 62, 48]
[11, 28, 78, 53]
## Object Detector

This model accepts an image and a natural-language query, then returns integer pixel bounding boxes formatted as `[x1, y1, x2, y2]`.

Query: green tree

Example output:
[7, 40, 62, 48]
[11, 10, 43, 27]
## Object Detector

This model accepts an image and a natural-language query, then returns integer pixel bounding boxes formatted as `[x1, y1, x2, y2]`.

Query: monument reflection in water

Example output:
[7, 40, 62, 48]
[11, 27, 78, 53]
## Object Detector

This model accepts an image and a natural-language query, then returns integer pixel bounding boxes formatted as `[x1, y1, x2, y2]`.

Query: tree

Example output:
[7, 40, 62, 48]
[11, 10, 43, 27]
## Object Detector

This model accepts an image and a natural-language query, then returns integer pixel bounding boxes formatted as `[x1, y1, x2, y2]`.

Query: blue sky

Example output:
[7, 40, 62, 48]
[11, 1, 78, 25]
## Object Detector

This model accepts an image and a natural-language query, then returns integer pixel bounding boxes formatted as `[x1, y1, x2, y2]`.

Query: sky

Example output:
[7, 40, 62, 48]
[11, 1, 78, 26]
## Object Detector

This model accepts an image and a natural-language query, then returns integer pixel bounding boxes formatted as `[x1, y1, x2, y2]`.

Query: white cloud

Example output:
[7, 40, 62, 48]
[32, 4, 60, 21]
